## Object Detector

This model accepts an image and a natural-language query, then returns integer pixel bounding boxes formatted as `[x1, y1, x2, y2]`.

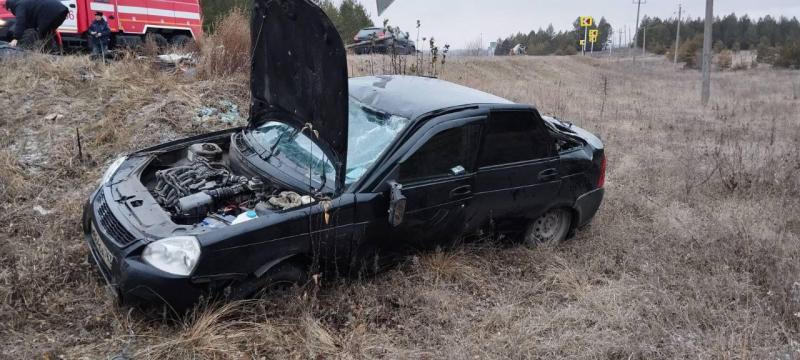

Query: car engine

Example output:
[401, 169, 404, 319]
[145, 142, 314, 227]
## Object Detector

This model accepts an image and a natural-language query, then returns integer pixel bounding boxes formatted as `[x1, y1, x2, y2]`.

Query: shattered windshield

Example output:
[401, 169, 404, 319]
[250, 122, 335, 187]
[247, 99, 409, 188]
[346, 99, 410, 184]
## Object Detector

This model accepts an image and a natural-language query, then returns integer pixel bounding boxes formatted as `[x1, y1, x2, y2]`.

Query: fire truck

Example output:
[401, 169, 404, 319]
[0, 0, 203, 49]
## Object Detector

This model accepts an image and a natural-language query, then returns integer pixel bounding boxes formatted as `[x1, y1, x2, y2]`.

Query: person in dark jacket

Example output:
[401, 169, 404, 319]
[4, 0, 69, 48]
[88, 12, 110, 57]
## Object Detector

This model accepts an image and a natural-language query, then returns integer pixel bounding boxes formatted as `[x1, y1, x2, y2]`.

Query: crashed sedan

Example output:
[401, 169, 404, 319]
[83, 0, 605, 311]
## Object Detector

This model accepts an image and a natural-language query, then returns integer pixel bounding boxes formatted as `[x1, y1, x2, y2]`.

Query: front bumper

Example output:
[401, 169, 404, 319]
[82, 190, 203, 312]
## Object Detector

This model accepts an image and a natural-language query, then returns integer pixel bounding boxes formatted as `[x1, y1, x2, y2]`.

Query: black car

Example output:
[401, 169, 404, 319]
[83, 0, 605, 312]
[350, 26, 416, 55]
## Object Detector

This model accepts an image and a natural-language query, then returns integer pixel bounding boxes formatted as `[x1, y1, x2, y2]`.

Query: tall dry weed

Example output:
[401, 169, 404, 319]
[198, 8, 251, 79]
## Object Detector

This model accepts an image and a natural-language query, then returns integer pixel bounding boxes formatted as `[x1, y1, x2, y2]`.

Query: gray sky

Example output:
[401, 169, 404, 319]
[347, 0, 800, 48]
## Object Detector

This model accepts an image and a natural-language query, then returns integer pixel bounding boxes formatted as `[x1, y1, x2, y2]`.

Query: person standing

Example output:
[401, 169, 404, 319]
[88, 12, 110, 58]
[4, 0, 69, 49]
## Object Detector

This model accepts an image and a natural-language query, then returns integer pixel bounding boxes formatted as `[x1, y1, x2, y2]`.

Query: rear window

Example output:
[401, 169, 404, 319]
[479, 111, 555, 166]
[356, 28, 382, 38]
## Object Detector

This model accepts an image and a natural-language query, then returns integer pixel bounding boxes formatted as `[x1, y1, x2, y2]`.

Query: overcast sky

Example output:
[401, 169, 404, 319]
[346, 0, 800, 48]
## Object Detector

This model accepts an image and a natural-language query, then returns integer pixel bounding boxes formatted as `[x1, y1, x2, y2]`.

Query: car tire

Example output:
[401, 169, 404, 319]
[227, 260, 307, 300]
[170, 34, 192, 47]
[145, 33, 169, 49]
[524, 208, 572, 246]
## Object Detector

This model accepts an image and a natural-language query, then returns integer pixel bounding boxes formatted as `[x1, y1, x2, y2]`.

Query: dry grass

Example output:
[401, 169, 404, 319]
[1, 47, 800, 358]
[197, 9, 251, 79]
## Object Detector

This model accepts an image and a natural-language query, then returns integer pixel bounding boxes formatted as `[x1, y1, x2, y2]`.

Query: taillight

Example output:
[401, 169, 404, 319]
[354, 35, 359, 41]
[597, 156, 607, 188]
[378, 32, 385, 39]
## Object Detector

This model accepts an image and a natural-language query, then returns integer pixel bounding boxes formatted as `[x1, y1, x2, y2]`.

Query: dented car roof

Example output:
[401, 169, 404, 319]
[349, 75, 514, 120]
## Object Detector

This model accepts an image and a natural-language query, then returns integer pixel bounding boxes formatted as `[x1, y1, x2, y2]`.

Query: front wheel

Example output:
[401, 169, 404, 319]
[227, 261, 307, 300]
[524, 208, 572, 246]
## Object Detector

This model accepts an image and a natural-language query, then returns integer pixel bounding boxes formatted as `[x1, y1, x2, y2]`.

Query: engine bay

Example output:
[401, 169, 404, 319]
[142, 140, 315, 228]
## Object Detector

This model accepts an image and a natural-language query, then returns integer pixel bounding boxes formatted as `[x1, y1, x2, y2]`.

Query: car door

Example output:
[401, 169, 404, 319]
[471, 109, 562, 229]
[391, 120, 482, 250]
[89, 0, 121, 32]
[351, 117, 484, 266]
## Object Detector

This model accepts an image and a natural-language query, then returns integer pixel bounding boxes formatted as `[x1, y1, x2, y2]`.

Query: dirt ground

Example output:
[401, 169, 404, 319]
[1, 52, 799, 359]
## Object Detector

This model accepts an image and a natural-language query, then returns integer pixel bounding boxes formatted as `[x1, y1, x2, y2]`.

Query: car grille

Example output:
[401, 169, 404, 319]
[96, 192, 137, 246]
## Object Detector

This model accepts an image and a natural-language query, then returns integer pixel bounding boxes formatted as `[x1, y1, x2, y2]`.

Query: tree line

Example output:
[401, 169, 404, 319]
[200, 0, 374, 44]
[636, 14, 800, 68]
[494, 17, 613, 56]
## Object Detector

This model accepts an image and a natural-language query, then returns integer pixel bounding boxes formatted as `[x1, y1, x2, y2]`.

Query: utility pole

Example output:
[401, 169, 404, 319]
[701, 0, 713, 105]
[632, 0, 645, 62]
[642, 25, 647, 55]
[674, 4, 682, 64]
[609, 28, 613, 57]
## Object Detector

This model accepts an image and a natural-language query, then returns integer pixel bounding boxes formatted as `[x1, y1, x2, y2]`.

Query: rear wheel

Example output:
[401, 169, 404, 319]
[145, 33, 169, 49]
[524, 208, 572, 246]
[170, 34, 192, 47]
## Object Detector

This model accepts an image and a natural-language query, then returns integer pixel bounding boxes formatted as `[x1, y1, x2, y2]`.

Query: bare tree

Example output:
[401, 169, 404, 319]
[463, 38, 484, 57]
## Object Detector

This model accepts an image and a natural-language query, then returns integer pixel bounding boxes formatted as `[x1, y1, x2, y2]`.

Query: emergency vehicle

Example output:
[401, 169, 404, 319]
[0, 0, 203, 49]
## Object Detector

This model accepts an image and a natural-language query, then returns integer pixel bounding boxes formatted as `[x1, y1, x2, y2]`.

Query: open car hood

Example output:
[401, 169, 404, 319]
[250, 0, 349, 192]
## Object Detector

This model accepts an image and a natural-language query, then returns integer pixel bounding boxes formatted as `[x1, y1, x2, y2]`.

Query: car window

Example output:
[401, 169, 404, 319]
[479, 111, 555, 167]
[399, 123, 482, 183]
[346, 99, 410, 185]
[357, 28, 381, 38]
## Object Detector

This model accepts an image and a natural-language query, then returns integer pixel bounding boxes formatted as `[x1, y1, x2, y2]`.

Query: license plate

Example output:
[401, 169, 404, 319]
[91, 225, 115, 269]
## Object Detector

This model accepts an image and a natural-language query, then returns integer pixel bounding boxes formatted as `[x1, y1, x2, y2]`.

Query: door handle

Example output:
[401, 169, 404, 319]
[449, 185, 472, 198]
[538, 168, 560, 182]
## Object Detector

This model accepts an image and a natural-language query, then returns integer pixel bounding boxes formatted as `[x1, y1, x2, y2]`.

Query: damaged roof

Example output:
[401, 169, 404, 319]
[349, 75, 514, 120]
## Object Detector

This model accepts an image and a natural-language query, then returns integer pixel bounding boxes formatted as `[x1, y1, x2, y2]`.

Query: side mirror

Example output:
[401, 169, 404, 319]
[387, 181, 406, 227]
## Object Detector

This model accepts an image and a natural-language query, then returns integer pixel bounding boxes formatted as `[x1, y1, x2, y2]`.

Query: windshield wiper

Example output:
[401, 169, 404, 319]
[263, 128, 299, 161]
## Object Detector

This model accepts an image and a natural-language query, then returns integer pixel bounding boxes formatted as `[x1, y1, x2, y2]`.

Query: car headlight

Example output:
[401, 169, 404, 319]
[102, 156, 127, 185]
[0, 19, 6, 27]
[142, 236, 201, 276]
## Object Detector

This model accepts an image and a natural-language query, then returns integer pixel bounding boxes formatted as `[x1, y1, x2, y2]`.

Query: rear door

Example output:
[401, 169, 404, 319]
[471, 109, 562, 227]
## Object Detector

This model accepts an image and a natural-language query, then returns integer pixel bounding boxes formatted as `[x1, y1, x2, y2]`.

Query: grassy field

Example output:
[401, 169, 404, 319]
[1, 47, 799, 358]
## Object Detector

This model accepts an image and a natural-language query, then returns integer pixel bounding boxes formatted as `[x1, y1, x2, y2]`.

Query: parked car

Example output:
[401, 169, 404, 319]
[83, 0, 605, 312]
[351, 26, 415, 55]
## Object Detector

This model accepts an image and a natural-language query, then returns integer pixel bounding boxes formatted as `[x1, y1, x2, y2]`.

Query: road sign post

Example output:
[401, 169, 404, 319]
[580, 16, 593, 55]
[589, 29, 599, 54]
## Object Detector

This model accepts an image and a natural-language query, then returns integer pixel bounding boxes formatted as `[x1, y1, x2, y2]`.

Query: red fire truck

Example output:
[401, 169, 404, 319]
[0, 0, 203, 48]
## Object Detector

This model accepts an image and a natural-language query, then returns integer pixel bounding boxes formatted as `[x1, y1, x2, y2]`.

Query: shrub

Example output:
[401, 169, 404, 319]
[774, 42, 800, 69]
[198, 8, 251, 79]
[717, 50, 732, 70]
[678, 35, 703, 69]
[756, 43, 778, 64]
